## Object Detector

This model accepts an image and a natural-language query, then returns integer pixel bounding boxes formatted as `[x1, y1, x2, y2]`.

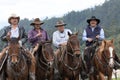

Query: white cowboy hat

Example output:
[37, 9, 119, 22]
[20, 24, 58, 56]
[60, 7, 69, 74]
[8, 14, 20, 24]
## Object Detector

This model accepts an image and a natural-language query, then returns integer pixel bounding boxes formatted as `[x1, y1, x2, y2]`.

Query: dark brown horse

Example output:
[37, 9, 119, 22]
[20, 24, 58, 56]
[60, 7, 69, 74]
[90, 39, 115, 80]
[57, 32, 82, 80]
[3, 38, 35, 80]
[35, 41, 54, 80]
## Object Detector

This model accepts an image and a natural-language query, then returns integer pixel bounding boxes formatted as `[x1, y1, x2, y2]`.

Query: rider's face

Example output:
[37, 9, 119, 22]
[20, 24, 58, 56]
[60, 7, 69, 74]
[90, 20, 98, 27]
[10, 18, 19, 25]
[34, 24, 41, 29]
[57, 26, 64, 32]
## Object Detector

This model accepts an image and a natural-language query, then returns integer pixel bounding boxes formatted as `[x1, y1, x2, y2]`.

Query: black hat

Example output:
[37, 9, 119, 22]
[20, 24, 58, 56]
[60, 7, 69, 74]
[87, 16, 100, 24]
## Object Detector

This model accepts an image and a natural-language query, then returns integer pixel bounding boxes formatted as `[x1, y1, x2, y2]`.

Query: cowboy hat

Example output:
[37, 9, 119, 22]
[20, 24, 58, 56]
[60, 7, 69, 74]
[87, 16, 100, 24]
[30, 18, 44, 26]
[8, 14, 20, 24]
[55, 20, 67, 27]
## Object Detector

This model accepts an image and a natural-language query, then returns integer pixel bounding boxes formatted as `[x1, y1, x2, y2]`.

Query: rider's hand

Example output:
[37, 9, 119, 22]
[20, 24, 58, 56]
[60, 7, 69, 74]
[87, 38, 93, 42]
[96, 35, 100, 39]
[6, 32, 11, 37]
[36, 31, 42, 37]
[59, 42, 67, 46]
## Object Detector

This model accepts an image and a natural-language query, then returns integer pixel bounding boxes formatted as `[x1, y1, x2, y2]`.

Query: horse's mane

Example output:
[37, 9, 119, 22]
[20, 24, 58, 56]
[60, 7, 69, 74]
[99, 40, 105, 53]
[99, 40, 114, 54]
[9, 38, 19, 44]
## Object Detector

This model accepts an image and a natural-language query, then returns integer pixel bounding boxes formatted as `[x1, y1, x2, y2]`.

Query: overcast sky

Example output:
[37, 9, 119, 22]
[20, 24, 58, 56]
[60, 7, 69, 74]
[0, 0, 105, 28]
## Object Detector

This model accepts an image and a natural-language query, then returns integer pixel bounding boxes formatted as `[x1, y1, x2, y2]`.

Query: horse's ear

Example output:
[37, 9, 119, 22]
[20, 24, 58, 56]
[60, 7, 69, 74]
[111, 39, 114, 43]
[75, 31, 79, 35]
[68, 32, 71, 36]
[103, 40, 106, 45]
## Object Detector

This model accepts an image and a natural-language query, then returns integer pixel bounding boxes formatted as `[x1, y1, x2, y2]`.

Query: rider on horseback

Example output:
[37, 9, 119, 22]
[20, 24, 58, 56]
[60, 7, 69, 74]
[82, 16, 120, 74]
[0, 14, 36, 79]
[0, 14, 28, 59]
[82, 16, 105, 73]
[52, 20, 72, 56]
[28, 18, 49, 54]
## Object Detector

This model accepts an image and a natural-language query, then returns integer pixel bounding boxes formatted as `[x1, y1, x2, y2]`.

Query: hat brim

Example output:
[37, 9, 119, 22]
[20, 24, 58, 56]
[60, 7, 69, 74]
[87, 19, 100, 24]
[8, 17, 20, 24]
[55, 24, 67, 27]
[30, 22, 44, 26]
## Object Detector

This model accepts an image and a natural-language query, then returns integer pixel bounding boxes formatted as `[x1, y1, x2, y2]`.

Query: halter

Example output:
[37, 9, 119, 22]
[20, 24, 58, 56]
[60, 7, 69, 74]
[61, 36, 81, 71]
[67, 37, 80, 54]
[8, 48, 21, 64]
[38, 43, 54, 71]
[8, 48, 26, 77]
[61, 50, 80, 71]
[95, 48, 115, 70]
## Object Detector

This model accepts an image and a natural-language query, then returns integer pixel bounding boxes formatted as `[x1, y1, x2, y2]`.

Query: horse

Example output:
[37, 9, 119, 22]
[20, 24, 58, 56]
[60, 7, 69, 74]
[35, 41, 54, 80]
[3, 38, 35, 80]
[90, 39, 115, 80]
[57, 32, 82, 80]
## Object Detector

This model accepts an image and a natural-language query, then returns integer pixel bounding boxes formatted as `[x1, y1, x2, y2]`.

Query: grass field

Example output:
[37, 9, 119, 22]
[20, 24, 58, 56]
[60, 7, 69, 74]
[112, 78, 120, 80]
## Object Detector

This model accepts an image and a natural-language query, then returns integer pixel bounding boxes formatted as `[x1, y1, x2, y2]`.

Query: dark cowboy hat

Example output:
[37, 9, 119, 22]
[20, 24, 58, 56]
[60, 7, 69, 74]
[87, 16, 100, 24]
[30, 18, 44, 26]
[8, 14, 20, 24]
[55, 20, 67, 27]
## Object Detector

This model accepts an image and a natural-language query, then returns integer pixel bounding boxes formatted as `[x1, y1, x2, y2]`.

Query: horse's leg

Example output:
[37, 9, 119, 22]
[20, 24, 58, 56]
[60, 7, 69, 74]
[49, 72, 54, 80]
[75, 75, 79, 80]
[29, 55, 36, 80]
[99, 72, 105, 80]
[64, 77, 69, 80]
[0, 69, 6, 80]
[89, 74, 94, 80]
[107, 72, 112, 80]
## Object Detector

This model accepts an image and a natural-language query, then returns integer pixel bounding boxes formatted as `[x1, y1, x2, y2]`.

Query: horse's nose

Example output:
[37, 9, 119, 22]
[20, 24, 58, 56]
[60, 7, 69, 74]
[109, 60, 114, 68]
[48, 61, 53, 67]
[11, 61, 18, 66]
[109, 63, 114, 68]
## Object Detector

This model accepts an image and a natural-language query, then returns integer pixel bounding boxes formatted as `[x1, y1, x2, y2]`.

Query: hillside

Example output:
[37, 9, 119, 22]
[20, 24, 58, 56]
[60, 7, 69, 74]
[0, 0, 120, 55]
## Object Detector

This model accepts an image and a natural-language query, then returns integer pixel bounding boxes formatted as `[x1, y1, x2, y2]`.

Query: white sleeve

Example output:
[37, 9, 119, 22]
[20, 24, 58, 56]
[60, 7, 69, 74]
[99, 29, 105, 40]
[82, 30, 88, 41]
[52, 32, 60, 48]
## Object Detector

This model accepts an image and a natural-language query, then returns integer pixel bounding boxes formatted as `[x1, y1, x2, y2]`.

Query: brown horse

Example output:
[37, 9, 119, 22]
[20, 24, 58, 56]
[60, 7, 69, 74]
[35, 41, 54, 80]
[91, 39, 115, 80]
[4, 38, 35, 80]
[57, 32, 82, 80]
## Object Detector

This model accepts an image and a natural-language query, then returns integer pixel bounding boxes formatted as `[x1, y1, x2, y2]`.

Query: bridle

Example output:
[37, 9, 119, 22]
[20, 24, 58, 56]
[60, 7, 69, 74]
[7, 48, 26, 77]
[67, 37, 80, 54]
[61, 36, 81, 71]
[95, 47, 115, 69]
[38, 43, 54, 71]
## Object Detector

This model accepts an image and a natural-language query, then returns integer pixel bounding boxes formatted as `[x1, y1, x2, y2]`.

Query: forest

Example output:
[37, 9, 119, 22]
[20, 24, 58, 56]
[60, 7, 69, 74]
[0, 0, 120, 55]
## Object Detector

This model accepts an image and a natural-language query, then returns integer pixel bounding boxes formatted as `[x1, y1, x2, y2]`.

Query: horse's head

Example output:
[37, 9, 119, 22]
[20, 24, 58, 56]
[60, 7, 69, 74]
[40, 41, 54, 67]
[100, 39, 115, 68]
[67, 32, 80, 57]
[8, 38, 21, 65]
